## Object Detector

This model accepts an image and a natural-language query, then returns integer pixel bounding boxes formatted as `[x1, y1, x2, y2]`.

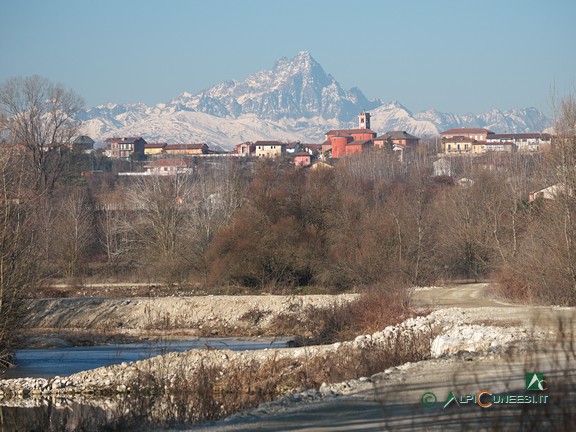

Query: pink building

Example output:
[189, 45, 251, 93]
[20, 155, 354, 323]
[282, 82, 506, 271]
[293, 151, 312, 167]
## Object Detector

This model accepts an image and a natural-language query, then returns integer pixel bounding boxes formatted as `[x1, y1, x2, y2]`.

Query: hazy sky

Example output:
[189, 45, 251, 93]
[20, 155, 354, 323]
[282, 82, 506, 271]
[1, 0, 574, 115]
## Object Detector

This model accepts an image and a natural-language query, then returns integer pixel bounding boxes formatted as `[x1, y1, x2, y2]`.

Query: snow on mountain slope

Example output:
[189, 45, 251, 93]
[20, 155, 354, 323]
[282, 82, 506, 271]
[79, 51, 552, 150]
[81, 111, 316, 150]
[369, 102, 439, 137]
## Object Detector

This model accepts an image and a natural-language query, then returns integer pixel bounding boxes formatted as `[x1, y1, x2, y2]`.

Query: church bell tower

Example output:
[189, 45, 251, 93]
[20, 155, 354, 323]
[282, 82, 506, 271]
[358, 112, 371, 129]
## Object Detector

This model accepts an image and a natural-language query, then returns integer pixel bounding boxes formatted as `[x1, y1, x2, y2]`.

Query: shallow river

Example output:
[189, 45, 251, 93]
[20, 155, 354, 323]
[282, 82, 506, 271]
[3, 337, 288, 378]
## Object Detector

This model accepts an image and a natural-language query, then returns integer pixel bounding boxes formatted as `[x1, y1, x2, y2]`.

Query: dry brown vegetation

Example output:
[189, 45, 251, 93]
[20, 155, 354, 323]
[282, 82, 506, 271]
[269, 279, 416, 345]
[105, 325, 433, 430]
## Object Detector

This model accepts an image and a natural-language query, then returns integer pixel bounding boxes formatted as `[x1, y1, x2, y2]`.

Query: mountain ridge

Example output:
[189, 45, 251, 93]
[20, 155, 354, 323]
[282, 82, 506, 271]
[79, 51, 551, 150]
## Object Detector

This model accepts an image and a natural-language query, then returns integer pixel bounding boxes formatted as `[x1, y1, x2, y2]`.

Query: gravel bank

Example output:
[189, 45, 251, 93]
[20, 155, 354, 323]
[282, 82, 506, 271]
[22, 294, 359, 340]
[1, 306, 549, 400]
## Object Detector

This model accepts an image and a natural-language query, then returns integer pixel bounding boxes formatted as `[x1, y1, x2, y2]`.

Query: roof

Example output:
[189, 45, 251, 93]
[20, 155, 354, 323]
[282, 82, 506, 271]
[106, 136, 145, 144]
[285, 142, 300, 149]
[254, 141, 285, 146]
[293, 151, 312, 157]
[326, 128, 376, 136]
[165, 143, 207, 150]
[375, 131, 420, 141]
[302, 143, 323, 150]
[309, 161, 334, 170]
[73, 135, 95, 145]
[145, 142, 167, 149]
[346, 139, 372, 146]
[487, 133, 553, 140]
[440, 128, 494, 135]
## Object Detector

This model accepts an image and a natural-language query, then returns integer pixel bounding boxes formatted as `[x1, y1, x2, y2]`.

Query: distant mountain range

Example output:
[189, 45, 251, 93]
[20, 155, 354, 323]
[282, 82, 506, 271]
[78, 51, 551, 150]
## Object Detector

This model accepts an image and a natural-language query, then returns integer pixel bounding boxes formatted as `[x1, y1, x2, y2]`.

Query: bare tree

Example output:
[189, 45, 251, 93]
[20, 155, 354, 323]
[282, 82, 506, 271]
[98, 200, 134, 268]
[0, 151, 40, 367]
[53, 190, 95, 280]
[0, 75, 84, 192]
[129, 174, 197, 284]
[393, 159, 440, 285]
[536, 95, 576, 302]
[435, 177, 497, 281]
[190, 161, 246, 269]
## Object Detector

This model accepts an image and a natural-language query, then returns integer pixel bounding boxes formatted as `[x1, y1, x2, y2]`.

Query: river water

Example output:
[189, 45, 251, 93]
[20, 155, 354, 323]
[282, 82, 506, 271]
[3, 337, 289, 379]
[0, 337, 290, 431]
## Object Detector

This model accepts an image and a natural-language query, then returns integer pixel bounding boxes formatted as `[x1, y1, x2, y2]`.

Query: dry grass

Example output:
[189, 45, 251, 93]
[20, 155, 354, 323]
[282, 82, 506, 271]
[269, 281, 420, 345]
[111, 324, 433, 430]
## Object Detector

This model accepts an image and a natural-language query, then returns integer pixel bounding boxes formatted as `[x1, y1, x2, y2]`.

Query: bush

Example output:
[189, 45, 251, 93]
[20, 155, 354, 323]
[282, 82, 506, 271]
[491, 266, 532, 303]
[270, 279, 416, 345]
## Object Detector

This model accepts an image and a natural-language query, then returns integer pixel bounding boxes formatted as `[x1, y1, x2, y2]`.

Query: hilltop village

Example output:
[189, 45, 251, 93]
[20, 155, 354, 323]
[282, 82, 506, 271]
[73, 112, 553, 178]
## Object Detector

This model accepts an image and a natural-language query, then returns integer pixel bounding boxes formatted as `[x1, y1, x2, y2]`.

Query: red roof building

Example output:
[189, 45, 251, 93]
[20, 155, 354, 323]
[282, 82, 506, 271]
[325, 113, 376, 158]
[107, 137, 146, 159]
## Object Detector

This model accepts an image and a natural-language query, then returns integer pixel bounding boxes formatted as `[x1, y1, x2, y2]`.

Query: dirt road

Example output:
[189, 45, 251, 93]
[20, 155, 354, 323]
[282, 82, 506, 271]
[414, 283, 509, 308]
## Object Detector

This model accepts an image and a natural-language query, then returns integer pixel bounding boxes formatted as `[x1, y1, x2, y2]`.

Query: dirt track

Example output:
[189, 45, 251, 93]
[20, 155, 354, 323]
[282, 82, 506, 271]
[414, 283, 509, 308]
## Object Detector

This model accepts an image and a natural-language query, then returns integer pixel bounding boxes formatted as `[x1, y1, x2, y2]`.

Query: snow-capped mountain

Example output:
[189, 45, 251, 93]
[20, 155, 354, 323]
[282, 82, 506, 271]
[79, 51, 551, 150]
[168, 51, 379, 121]
[369, 103, 550, 139]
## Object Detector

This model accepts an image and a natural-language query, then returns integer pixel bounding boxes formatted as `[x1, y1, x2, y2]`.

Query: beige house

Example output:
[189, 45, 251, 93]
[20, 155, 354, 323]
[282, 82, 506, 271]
[473, 141, 515, 153]
[165, 143, 208, 155]
[374, 130, 420, 162]
[144, 143, 167, 156]
[442, 136, 475, 154]
[254, 141, 286, 158]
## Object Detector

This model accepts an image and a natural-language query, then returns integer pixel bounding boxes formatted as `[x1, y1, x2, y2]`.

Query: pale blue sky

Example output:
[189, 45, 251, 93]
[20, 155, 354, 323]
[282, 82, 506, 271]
[1, 0, 574, 114]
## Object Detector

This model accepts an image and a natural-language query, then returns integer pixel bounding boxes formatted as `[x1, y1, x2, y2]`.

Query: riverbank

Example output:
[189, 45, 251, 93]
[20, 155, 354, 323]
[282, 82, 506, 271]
[21, 294, 359, 345]
[3, 285, 574, 430]
[0, 304, 553, 399]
